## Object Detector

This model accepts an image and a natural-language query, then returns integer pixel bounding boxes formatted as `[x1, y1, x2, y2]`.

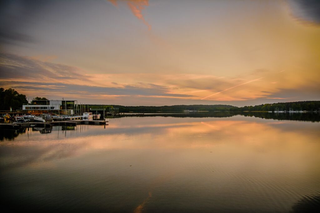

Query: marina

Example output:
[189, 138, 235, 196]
[0, 120, 107, 129]
[1, 119, 107, 128]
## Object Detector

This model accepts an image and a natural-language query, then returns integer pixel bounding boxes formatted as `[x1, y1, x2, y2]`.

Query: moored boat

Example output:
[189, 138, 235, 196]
[33, 116, 45, 122]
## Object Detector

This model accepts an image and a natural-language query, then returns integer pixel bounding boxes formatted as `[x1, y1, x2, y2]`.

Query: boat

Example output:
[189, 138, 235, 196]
[41, 114, 53, 122]
[15, 115, 31, 122]
[83, 112, 93, 120]
[33, 116, 45, 122]
[52, 115, 65, 121]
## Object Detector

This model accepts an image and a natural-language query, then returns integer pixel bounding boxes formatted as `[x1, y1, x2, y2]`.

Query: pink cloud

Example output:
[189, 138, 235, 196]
[108, 0, 151, 30]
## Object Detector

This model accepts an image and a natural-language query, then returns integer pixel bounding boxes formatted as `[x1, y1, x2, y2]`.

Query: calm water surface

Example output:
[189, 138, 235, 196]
[1, 116, 319, 212]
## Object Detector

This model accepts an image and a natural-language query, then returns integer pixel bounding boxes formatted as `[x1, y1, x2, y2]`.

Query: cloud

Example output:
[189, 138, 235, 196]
[288, 0, 320, 25]
[0, 53, 194, 102]
[165, 75, 268, 101]
[0, 52, 89, 81]
[108, 0, 151, 30]
[0, 31, 36, 46]
[201, 78, 263, 100]
[167, 76, 234, 91]
[29, 55, 57, 62]
[108, 0, 118, 6]
[0, 0, 56, 47]
[0, 81, 192, 98]
[266, 86, 320, 101]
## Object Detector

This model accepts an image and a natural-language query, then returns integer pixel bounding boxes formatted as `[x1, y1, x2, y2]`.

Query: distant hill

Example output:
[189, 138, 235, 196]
[113, 104, 237, 113]
[231, 101, 320, 112]
[86, 101, 320, 114]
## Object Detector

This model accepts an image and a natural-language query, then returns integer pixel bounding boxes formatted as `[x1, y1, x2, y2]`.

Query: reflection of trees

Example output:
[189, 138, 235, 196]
[292, 195, 320, 213]
[121, 112, 236, 118]
[120, 112, 320, 122]
[0, 128, 26, 141]
[239, 112, 320, 122]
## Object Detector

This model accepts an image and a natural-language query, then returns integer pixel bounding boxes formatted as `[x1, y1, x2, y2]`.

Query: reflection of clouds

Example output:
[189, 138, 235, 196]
[1, 118, 320, 172]
[291, 194, 320, 213]
[0, 139, 89, 172]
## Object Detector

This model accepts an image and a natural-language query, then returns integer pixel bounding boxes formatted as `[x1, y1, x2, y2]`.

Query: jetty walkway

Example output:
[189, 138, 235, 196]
[0, 120, 107, 129]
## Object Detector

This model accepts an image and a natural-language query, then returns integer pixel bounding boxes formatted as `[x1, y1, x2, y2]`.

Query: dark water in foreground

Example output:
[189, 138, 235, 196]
[1, 116, 319, 212]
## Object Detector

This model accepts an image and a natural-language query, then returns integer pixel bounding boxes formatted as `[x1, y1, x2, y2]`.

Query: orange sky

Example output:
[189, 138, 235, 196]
[0, 0, 319, 105]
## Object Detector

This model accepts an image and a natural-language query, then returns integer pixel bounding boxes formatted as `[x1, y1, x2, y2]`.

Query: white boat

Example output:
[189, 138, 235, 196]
[15, 116, 26, 122]
[83, 112, 93, 120]
[52, 115, 65, 121]
[33, 116, 45, 122]
[41, 114, 53, 122]
[24, 115, 36, 122]
[15, 115, 31, 122]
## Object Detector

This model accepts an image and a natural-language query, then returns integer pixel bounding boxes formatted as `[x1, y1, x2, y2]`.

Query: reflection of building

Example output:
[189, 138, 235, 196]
[22, 99, 77, 115]
[62, 125, 76, 131]
[183, 110, 198, 113]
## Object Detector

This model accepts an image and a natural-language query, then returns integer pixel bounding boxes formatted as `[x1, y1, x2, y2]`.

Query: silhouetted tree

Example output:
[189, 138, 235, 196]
[34, 97, 48, 101]
[0, 88, 28, 110]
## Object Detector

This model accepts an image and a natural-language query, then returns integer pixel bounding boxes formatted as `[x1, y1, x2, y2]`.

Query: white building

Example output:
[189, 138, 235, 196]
[23, 99, 77, 115]
[23, 101, 61, 111]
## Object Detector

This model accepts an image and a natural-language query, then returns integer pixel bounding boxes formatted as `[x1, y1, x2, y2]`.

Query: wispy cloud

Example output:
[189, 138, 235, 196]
[287, 0, 320, 25]
[0, 31, 36, 46]
[0, 53, 194, 102]
[201, 78, 263, 100]
[1, 50, 319, 105]
[165, 75, 267, 101]
[0, 53, 90, 84]
[108, 0, 151, 30]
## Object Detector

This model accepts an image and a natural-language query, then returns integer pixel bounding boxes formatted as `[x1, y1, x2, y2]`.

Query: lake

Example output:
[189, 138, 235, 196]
[1, 116, 319, 212]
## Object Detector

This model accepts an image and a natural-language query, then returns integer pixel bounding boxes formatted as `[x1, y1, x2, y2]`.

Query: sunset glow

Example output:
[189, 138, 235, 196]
[0, 0, 319, 105]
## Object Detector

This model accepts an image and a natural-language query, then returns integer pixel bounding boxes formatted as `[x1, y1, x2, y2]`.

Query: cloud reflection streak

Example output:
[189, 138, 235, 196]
[1, 118, 319, 173]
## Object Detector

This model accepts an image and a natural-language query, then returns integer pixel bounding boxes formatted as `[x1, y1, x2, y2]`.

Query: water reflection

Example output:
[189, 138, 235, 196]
[239, 112, 320, 122]
[0, 113, 318, 141]
[121, 112, 320, 122]
[33, 126, 53, 134]
[292, 194, 320, 213]
[0, 128, 26, 140]
[61, 125, 76, 131]
[0, 117, 319, 212]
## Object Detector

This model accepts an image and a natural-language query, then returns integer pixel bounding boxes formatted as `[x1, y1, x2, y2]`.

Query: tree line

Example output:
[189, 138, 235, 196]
[0, 88, 28, 110]
[1, 87, 320, 113]
[231, 101, 320, 112]
[113, 104, 236, 113]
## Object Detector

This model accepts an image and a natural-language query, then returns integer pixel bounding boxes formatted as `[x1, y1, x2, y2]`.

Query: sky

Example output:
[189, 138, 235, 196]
[0, 0, 320, 106]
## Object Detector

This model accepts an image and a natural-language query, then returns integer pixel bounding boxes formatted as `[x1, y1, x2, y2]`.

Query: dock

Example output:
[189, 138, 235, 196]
[0, 120, 108, 129]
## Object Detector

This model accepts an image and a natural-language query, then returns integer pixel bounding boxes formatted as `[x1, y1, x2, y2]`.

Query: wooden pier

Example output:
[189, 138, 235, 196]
[0, 120, 108, 129]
